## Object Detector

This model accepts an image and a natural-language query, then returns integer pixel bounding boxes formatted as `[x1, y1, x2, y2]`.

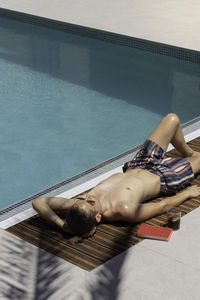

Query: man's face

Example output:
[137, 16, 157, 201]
[73, 197, 101, 224]
[74, 198, 96, 216]
[73, 198, 100, 237]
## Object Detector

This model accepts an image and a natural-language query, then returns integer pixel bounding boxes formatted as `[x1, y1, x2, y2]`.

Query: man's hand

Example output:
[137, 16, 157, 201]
[62, 222, 73, 235]
[185, 185, 200, 198]
[32, 197, 74, 230]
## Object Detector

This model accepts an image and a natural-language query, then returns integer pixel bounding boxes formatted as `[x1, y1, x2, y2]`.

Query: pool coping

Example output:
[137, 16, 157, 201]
[0, 7, 200, 63]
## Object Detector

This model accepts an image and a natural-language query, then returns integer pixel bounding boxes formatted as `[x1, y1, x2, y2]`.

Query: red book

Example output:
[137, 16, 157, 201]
[136, 224, 173, 241]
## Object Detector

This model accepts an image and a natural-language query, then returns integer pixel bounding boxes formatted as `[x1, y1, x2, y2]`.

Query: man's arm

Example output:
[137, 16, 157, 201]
[118, 185, 200, 223]
[32, 197, 75, 230]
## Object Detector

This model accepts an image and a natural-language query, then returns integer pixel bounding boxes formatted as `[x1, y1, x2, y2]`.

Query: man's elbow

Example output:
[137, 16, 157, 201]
[32, 197, 46, 211]
[32, 198, 39, 211]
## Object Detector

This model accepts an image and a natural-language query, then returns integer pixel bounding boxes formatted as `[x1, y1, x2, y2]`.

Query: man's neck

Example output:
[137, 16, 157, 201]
[87, 190, 109, 215]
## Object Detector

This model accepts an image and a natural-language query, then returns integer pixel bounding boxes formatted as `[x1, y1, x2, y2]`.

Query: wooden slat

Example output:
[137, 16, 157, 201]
[6, 137, 200, 271]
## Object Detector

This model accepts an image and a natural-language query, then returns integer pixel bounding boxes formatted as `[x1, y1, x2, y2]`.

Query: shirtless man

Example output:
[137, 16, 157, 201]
[32, 113, 200, 238]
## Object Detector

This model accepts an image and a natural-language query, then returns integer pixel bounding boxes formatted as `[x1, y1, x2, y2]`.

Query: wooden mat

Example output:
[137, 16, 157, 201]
[6, 137, 200, 271]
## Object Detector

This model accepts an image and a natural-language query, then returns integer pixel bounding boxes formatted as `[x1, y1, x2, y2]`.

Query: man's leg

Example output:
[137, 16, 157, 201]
[148, 113, 193, 156]
[148, 113, 200, 175]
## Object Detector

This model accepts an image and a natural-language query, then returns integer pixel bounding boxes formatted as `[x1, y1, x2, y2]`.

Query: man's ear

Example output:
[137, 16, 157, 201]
[95, 213, 101, 223]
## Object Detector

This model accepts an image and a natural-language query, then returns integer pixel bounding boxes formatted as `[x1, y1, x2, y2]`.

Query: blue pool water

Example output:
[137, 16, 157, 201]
[0, 17, 200, 209]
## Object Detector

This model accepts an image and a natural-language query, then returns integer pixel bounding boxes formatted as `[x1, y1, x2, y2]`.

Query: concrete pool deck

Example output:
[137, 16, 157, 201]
[1, 0, 200, 52]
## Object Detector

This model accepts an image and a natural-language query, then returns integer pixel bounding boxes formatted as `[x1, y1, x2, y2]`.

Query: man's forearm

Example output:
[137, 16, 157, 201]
[163, 189, 191, 211]
[32, 199, 64, 229]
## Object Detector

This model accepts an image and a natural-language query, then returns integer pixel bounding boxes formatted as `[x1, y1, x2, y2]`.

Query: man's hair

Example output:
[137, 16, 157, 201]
[67, 204, 96, 238]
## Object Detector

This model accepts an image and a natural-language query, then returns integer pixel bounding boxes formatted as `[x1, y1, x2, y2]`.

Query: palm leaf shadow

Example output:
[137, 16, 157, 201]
[88, 222, 140, 300]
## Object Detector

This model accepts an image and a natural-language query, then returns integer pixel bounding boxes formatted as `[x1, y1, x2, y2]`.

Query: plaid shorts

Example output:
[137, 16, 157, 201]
[123, 139, 194, 195]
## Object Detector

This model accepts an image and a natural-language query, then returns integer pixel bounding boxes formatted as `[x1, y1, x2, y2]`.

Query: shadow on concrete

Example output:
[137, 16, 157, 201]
[88, 225, 136, 300]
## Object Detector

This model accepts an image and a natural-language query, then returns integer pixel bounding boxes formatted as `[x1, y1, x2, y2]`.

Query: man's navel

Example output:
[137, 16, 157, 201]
[126, 187, 132, 191]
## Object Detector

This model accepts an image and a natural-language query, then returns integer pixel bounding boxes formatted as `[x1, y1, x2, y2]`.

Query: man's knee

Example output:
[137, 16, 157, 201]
[165, 113, 180, 126]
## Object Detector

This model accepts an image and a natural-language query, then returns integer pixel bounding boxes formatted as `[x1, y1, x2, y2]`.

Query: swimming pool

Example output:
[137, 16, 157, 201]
[0, 16, 200, 210]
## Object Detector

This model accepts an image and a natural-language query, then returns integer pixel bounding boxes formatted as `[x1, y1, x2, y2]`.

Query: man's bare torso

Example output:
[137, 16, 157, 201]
[87, 169, 161, 221]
